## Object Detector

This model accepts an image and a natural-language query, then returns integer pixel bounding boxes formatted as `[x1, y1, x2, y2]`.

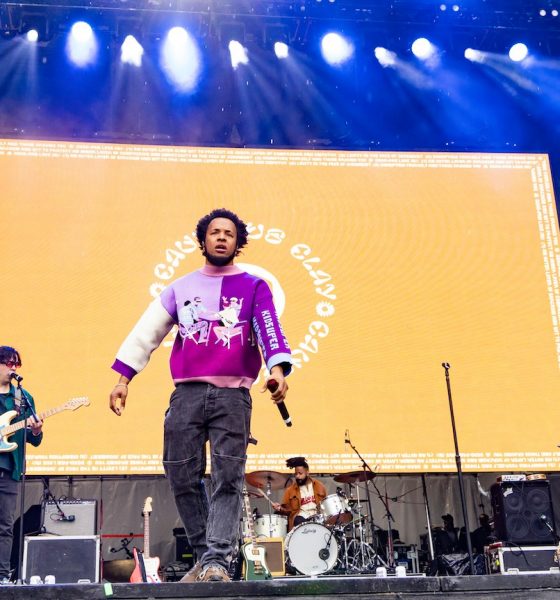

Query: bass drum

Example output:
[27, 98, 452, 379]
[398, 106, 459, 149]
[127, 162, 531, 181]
[285, 522, 339, 576]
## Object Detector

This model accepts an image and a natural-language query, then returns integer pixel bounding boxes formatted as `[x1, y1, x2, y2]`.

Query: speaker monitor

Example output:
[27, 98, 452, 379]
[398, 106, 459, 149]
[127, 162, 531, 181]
[491, 480, 556, 545]
[23, 535, 100, 583]
[42, 500, 98, 536]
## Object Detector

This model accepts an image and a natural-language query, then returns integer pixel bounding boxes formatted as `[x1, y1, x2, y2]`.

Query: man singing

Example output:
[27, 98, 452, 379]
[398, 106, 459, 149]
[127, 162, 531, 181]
[0, 346, 43, 584]
[109, 208, 291, 583]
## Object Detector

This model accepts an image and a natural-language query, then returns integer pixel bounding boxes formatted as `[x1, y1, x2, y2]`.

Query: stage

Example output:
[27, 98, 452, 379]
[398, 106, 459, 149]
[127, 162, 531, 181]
[2, 573, 560, 600]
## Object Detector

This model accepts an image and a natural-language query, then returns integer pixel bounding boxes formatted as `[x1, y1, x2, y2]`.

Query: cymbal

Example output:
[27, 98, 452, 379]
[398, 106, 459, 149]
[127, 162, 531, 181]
[245, 470, 287, 490]
[334, 470, 376, 484]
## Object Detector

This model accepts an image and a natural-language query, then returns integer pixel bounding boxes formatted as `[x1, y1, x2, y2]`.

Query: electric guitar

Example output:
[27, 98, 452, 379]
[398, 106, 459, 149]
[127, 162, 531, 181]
[130, 497, 161, 583]
[240, 486, 272, 581]
[0, 397, 90, 453]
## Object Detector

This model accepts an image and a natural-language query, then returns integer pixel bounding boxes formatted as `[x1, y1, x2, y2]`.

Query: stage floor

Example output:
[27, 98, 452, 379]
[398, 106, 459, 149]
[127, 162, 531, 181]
[3, 573, 560, 599]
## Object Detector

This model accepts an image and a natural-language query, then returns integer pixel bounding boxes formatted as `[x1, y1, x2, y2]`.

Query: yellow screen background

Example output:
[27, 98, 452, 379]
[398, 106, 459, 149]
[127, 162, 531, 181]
[2, 140, 559, 474]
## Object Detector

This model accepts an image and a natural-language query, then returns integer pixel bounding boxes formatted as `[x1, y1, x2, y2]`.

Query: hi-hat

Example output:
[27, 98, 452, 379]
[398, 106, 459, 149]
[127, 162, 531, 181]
[245, 470, 287, 490]
[334, 470, 376, 484]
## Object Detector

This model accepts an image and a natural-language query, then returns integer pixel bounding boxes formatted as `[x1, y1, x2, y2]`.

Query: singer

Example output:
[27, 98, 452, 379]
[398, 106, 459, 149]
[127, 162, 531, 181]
[272, 457, 327, 531]
[109, 209, 292, 583]
[0, 346, 43, 585]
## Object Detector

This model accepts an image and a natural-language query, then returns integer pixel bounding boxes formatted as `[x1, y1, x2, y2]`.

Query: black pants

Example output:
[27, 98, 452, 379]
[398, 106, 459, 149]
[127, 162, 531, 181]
[0, 471, 18, 580]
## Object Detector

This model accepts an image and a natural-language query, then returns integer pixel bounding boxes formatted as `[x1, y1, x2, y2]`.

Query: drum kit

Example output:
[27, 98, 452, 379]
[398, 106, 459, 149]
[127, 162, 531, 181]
[242, 469, 386, 576]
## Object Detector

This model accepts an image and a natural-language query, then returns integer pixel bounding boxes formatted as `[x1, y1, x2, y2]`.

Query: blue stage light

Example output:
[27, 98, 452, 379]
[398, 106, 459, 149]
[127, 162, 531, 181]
[374, 47, 396, 67]
[160, 26, 202, 92]
[509, 42, 528, 62]
[320, 32, 354, 66]
[411, 37, 435, 60]
[274, 42, 289, 59]
[228, 40, 249, 69]
[67, 21, 97, 67]
[26, 29, 39, 43]
[121, 35, 143, 67]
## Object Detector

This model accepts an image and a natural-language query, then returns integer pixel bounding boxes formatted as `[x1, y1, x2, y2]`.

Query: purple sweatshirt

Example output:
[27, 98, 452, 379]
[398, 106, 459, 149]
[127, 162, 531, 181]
[112, 264, 292, 388]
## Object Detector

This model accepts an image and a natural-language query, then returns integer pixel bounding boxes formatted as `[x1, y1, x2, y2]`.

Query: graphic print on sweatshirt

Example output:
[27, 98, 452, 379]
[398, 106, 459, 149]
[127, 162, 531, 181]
[177, 294, 246, 349]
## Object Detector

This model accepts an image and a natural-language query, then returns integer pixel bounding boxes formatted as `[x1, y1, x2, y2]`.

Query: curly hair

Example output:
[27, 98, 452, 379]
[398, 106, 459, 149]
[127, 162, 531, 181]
[0, 346, 21, 367]
[195, 208, 249, 257]
[286, 456, 308, 470]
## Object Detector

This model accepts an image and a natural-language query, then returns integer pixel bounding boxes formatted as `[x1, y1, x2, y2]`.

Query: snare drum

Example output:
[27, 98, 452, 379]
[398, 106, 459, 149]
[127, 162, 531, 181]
[254, 514, 288, 538]
[285, 522, 339, 575]
[321, 494, 352, 525]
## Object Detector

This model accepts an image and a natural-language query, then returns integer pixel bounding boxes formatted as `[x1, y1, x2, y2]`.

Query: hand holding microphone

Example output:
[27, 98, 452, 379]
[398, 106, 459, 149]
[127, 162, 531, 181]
[266, 378, 292, 427]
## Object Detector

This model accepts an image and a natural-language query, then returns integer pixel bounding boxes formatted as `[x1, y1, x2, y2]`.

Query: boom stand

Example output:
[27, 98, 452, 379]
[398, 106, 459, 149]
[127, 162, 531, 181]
[370, 474, 397, 569]
[346, 439, 392, 568]
[442, 362, 475, 575]
[15, 381, 39, 584]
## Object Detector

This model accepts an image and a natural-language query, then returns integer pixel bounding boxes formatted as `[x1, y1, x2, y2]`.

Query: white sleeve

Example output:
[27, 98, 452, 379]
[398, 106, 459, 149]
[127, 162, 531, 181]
[115, 299, 175, 375]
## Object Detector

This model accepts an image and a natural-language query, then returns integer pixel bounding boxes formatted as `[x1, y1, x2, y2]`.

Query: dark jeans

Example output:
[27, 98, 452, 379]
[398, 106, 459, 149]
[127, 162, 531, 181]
[0, 472, 19, 580]
[163, 383, 251, 570]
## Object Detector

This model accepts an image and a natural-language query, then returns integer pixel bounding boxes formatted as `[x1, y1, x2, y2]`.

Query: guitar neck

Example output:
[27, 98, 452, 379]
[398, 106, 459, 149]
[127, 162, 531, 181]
[2, 406, 64, 436]
[242, 487, 257, 545]
[144, 510, 151, 559]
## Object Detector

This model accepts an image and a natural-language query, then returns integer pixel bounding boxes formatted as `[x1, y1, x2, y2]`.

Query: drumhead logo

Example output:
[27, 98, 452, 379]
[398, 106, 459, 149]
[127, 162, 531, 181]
[149, 221, 336, 379]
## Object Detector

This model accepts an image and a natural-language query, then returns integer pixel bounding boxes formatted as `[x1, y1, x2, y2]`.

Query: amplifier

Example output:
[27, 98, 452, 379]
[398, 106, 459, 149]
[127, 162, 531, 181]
[486, 545, 560, 575]
[23, 535, 100, 583]
[43, 499, 98, 536]
[242, 537, 285, 577]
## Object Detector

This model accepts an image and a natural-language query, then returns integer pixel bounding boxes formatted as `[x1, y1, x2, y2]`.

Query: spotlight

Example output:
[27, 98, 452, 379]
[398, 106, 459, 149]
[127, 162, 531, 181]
[71, 21, 93, 43]
[121, 35, 143, 67]
[374, 47, 396, 67]
[274, 42, 289, 59]
[160, 26, 202, 92]
[320, 32, 354, 66]
[539, 9, 547, 16]
[411, 37, 435, 60]
[509, 42, 528, 62]
[440, 4, 447, 11]
[229, 40, 249, 69]
[452, 4, 459, 11]
[552, 9, 559, 16]
[464, 47, 483, 62]
[21, 14, 51, 43]
[67, 21, 97, 67]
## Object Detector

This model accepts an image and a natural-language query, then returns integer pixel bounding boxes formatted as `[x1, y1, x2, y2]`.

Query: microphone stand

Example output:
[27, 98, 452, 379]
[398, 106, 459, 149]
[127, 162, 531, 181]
[369, 474, 396, 569]
[442, 363, 475, 575]
[40, 477, 68, 532]
[15, 380, 39, 584]
[346, 438, 394, 568]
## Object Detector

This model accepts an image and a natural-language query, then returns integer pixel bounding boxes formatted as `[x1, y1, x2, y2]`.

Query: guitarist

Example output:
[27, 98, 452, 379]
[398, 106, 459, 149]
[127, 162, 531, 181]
[0, 346, 43, 585]
[109, 209, 292, 583]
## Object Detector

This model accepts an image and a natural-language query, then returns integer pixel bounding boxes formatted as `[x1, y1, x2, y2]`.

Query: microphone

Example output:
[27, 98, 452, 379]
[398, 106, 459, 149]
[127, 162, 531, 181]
[267, 379, 292, 427]
[336, 486, 347, 499]
[540, 514, 554, 532]
[344, 429, 351, 444]
[59, 514, 75, 522]
[10, 372, 23, 383]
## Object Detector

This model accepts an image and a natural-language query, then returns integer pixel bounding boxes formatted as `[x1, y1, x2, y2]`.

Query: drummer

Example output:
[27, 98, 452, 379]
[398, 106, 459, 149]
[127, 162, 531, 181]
[271, 457, 327, 531]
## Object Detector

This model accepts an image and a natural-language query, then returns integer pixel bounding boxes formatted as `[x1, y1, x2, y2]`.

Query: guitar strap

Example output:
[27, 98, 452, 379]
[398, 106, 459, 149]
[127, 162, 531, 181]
[13, 386, 22, 415]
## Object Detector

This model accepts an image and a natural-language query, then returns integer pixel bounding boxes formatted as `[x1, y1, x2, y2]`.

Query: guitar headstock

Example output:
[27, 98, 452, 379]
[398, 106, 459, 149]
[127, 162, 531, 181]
[63, 397, 90, 411]
[143, 496, 153, 516]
